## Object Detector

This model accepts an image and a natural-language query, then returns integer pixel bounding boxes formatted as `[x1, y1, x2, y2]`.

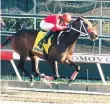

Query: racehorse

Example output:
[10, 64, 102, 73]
[1, 16, 98, 86]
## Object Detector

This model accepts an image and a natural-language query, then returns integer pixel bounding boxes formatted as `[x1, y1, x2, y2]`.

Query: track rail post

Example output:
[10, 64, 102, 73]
[10, 60, 22, 81]
[96, 63, 107, 85]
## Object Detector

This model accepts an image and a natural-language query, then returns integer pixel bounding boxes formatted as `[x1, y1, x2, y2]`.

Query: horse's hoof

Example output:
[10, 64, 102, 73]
[53, 76, 60, 80]
[30, 80, 34, 86]
[29, 75, 34, 86]
[40, 78, 52, 88]
[39, 73, 45, 78]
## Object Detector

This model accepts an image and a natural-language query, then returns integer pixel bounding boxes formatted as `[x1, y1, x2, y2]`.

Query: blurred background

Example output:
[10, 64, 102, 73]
[1, 0, 110, 82]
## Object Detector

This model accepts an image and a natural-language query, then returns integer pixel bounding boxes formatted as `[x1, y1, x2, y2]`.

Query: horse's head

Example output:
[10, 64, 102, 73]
[70, 16, 98, 41]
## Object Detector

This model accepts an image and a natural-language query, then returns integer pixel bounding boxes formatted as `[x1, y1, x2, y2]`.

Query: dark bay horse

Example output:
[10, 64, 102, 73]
[1, 16, 98, 86]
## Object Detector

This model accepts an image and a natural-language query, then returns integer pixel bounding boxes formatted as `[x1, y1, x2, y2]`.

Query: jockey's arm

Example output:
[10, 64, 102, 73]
[52, 17, 67, 32]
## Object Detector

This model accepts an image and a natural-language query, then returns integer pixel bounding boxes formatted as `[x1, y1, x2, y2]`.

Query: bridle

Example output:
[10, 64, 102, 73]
[71, 19, 89, 37]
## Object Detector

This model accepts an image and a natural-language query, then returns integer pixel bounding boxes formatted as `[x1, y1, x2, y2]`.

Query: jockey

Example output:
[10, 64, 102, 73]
[38, 13, 72, 48]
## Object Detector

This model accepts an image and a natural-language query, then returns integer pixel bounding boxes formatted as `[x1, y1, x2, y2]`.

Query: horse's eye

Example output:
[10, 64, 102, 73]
[85, 23, 88, 27]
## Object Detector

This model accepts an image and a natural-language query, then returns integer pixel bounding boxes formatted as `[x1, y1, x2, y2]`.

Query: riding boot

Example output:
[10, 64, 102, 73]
[38, 39, 44, 48]
[38, 30, 53, 48]
[43, 30, 53, 44]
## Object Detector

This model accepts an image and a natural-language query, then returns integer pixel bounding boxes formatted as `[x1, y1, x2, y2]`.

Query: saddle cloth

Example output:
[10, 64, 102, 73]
[32, 30, 51, 54]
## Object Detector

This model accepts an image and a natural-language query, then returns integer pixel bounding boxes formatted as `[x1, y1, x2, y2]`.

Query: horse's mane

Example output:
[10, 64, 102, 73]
[71, 16, 93, 29]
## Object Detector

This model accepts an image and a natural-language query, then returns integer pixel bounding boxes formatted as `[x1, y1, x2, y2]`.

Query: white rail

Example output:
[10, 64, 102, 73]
[6, 87, 110, 95]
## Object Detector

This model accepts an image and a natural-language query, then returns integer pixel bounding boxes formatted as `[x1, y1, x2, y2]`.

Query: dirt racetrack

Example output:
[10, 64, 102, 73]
[0, 89, 110, 104]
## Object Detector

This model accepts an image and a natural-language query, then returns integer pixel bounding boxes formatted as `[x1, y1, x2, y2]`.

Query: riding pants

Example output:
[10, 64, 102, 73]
[40, 20, 54, 32]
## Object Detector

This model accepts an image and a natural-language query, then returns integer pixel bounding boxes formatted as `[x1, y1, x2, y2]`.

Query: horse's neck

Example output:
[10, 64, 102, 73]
[61, 28, 80, 55]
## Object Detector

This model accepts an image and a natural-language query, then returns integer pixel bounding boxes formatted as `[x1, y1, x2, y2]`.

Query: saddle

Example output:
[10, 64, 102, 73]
[32, 30, 51, 54]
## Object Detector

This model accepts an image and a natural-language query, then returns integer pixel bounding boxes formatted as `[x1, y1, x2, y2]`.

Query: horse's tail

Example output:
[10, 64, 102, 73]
[0, 36, 13, 48]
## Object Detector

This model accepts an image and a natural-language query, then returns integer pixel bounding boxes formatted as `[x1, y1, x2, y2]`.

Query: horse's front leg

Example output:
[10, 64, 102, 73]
[68, 60, 80, 83]
[33, 56, 52, 88]
[53, 61, 60, 80]
[47, 60, 60, 80]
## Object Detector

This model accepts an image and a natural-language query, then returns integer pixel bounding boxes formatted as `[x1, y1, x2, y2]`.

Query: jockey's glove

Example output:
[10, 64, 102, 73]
[66, 25, 71, 30]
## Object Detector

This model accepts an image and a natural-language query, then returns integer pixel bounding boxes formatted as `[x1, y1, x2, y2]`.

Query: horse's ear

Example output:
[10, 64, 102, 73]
[77, 15, 81, 19]
[76, 15, 84, 21]
[79, 16, 85, 20]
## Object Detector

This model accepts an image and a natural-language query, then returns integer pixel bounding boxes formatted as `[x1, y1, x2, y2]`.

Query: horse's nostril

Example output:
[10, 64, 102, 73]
[94, 35, 98, 39]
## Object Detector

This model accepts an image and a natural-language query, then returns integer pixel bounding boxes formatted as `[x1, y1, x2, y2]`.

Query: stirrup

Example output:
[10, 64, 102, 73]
[43, 39, 48, 44]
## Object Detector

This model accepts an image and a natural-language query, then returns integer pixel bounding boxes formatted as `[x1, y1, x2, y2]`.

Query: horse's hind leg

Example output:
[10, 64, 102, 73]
[17, 56, 34, 82]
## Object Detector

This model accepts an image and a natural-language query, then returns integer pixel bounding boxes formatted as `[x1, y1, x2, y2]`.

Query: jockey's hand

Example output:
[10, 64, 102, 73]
[66, 25, 71, 30]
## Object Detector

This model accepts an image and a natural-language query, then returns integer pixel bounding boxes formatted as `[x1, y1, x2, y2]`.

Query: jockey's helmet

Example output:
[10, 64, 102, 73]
[63, 13, 72, 23]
